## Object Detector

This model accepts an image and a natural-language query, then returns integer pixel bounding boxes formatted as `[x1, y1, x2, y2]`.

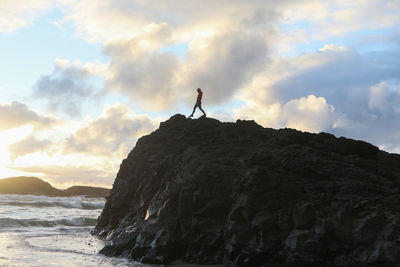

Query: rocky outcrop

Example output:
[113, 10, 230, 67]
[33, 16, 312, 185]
[94, 114, 400, 266]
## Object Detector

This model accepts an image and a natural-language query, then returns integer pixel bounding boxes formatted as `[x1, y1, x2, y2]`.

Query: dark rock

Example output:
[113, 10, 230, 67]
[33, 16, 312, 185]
[94, 114, 400, 266]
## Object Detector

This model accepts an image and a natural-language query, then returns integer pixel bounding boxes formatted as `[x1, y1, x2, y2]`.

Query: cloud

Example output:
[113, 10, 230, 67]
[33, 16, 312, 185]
[104, 36, 180, 110]
[0, 0, 52, 32]
[59, 0, 400, 152]
[53, 0, 400, 114]
[56, 0, 400, 53]
[278, 1, 400, 49]
[64, 103, 157, 156]
[104, 28, 270, 110]
[0, 101, 56, 130]
[8, 135, 53, 160]
[55, 0, 287, 111]
[10, 164, 114, 188]
[57, 0, 283, 43]
[7, 102, 158, 162]
[235, 95, 347, 133]
[4, 0, 400, 188]
[7, 103, 160, 187]
[282, 95, 338, 132]
[235, 42, 400, 150]
[368, 82, 400, 114]
[321, 0, 400, 35]
[57, 0, 153, 43]
[239, 44, 400, 126]
[346, 81, 400, 152]
[33, 59, 101, 117]
[182, 30, 270, 105]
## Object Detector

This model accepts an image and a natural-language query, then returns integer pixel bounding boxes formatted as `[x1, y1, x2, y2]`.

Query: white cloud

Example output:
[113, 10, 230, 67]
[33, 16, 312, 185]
[6, 103, 160, 187]
[4, 0, 400, 187]
[8, 135, 53, 160]
[63, 103, 157, 157]
[324, 0, 400, 35]
[56, 0, 152, 43]
[283, 95, 336, 132]
[104, 37, 180, 110]
[318, 44, 348, 52]
[0, 102, 56, 130]
[0, 0, 53, 32]
[278, 0, 400, 46]
[232, 40, 400, 151]
[182, 30, 269, 105]
[235, 95, 344, 133]
[240, 44, 400, 124]
[57, 0, 280, 43]
[50, 0, 400, 113]
[104, 28, 270, 110]
[61, 0, 395, 45]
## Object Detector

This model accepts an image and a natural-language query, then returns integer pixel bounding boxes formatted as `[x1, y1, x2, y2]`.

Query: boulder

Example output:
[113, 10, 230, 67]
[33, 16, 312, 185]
[94, 114, 400, 266]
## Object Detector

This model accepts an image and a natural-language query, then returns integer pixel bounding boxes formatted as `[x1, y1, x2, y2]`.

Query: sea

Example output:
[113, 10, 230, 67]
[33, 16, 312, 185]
[0, 194, 147, 267]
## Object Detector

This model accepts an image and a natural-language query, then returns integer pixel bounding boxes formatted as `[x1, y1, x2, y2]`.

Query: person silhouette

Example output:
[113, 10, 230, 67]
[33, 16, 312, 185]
[189, 88, 206, 118]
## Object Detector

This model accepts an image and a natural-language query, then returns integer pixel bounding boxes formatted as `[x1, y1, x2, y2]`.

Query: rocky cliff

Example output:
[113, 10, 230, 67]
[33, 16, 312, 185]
[94, 114, 400, 266]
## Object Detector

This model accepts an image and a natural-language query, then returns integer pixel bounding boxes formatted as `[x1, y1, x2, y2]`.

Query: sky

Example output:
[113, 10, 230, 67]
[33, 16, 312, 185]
[1, 0, 400, 188]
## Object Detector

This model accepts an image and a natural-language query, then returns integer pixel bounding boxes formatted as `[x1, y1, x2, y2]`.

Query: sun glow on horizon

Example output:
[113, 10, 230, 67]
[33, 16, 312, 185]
[0, 1, 399, 187]
[0, 126, 34, 178]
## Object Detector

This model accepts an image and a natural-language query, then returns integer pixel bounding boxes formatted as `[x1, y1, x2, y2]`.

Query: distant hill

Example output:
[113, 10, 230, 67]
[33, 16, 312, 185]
[0, 177, 110, 198]
[63, 186, 110, 198]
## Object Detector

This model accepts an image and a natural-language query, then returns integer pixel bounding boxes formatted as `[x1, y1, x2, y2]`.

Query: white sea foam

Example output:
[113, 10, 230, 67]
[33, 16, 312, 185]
[0, 217, 98, 228]
[0, 194, 146, 266]
[0, 194, 105, 210]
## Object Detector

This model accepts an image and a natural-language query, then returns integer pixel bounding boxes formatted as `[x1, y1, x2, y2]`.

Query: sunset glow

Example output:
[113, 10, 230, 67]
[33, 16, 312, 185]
[1, 0, 400, 187]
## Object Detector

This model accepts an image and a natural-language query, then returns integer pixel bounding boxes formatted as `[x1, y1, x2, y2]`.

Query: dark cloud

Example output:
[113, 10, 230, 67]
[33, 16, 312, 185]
[236, 44, 400, 151]
[0, 101, 56, 130]
[331, 81, 400, 151]
[33, 62, 98, 117]
[262, 46, 400, 124]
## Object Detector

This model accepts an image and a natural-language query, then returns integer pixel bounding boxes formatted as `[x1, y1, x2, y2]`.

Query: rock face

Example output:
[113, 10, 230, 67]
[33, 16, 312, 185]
[94, 114, 400, 266]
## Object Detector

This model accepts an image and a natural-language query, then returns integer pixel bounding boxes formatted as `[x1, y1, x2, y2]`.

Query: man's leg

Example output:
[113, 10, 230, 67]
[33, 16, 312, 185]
[199, 102, 206, 116]
[189, 103, 198, 117]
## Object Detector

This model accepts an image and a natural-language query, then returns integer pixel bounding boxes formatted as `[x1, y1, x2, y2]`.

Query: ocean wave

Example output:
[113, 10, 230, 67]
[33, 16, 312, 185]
[0, 217, 98, 228]
[0, 194, 106, 202]
[1, 201, 104, 210]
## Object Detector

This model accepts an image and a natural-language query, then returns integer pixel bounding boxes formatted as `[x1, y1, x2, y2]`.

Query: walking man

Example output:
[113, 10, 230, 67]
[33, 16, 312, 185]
[189, 88, 206, 118]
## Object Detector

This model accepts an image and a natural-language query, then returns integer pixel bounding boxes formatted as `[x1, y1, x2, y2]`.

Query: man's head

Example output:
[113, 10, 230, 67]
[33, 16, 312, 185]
[197, 88, 201, 93]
